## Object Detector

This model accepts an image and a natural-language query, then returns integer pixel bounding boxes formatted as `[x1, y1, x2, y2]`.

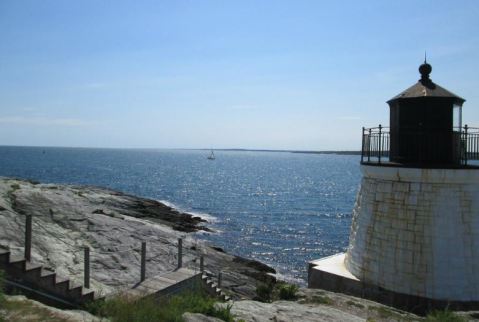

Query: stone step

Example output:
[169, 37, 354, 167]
[38, 273, 56, 290]
[68, 285, 83, 298]
[81, 290, 95, 302]
[9, 256, 26, 268]
[0, 244, 99, 307]
[25, 261, 42, 271]
[54, 277, 71, 295]
[81, 285, 94, 295]
[24, 262, 43, 279]
[40, 268, 55, 278]
[201, 274, 230, 302]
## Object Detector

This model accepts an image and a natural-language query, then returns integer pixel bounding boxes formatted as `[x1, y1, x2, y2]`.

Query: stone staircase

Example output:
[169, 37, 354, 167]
[201, 273, 230, 302]
[0, 249, 98, 308]
[0, 247, 229, 307]
[128, 267, 230, 303]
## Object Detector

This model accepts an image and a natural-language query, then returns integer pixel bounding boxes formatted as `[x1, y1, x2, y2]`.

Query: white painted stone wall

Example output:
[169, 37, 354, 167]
[344, 165, 479, 301]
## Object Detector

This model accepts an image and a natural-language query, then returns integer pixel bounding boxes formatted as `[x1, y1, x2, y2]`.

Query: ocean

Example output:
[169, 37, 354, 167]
[0, 146, 361, 284]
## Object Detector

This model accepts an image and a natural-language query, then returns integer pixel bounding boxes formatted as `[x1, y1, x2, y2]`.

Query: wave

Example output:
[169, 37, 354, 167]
[158, 199, 219, 223]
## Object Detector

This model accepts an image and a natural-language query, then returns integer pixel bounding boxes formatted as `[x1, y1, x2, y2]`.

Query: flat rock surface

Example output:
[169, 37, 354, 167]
[223, 300, 365, 322]
[215, 288, 426, 322]
[1, 295, 101, 322]
[0, 177, 275, 298]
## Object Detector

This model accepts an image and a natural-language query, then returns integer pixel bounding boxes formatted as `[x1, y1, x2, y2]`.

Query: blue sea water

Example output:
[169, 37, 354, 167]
[0, 146, 361, 283]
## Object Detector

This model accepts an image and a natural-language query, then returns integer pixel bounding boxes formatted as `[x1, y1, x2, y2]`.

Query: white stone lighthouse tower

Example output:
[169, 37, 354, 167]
[309, 61, 479, 310]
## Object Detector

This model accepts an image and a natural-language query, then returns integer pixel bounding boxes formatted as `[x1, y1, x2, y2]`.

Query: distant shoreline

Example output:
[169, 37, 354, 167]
[0, 145, 361, 156]
[195, 148, 362, 156]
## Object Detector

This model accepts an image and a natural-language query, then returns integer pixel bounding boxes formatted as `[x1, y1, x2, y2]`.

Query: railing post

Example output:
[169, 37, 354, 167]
[367, 128, 372, 162]
[378, 124, 382, 163]
[84, 246, 90, 288]
[361, 127, 365, 163]
[141, 241, 146, 282]
[24, 215, 32, 261]
[177, 238, 183, 269]
[218, 271, 222, 289]
[464, 125, 469, 165]
[200, 256, 204, 273]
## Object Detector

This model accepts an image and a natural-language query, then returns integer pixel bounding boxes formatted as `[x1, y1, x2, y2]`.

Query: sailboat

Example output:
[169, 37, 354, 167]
[207, 150, 215, 160]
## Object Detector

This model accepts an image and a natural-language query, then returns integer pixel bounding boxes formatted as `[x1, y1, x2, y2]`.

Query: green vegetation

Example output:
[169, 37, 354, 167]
[306, 295, 333, 305]
[346, 300, 365, 309]
[425, 309, 466, 322]
[255, 281, 300, 302]
[367, 305, 419, 322]
[371, 306, 396, 319]
[278, 283, 299, 300]
[88, 290, 236, 322]
[255, 282, 273, 302]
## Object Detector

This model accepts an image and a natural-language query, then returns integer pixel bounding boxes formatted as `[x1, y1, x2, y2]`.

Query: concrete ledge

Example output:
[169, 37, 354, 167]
[308, 254, 364, 296]
[308, 253, 479, 314]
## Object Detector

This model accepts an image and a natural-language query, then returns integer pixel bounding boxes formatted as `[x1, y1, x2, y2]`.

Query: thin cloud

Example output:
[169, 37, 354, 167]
[0, 116, 97, 127]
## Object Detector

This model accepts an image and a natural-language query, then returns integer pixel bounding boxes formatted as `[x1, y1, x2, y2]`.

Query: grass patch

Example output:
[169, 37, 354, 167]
[255, 281, 300, 302]
[255, 282, 273, 302]
[88, 289, 235, 322]
[309, 295, 333, 305]
[368, 306, 396, 319]
[278, 284, 299, 300]
[368, 305, 414, 321]
[346, 300, 365, 309]
[425, 309, 466, 322]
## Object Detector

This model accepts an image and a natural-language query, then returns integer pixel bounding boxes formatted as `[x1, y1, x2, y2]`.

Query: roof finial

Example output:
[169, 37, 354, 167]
[419, 53, 432, 81]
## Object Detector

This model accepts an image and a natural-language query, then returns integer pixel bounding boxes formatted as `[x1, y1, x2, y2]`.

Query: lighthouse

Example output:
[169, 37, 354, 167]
[309, 61, 479, 310]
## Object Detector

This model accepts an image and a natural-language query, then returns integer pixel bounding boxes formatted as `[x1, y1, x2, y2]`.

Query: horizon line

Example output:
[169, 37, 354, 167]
[0, 144, 360, 154]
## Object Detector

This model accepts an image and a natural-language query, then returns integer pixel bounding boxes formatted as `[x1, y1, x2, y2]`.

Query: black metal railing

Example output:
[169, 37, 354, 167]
[361, 125, 390, 163]
[361, 124, 479, 166]
[463, 125, 479, 164]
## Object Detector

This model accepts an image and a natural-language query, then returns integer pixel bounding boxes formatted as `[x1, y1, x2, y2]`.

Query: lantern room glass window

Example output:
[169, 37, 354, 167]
[453, 104, 462, 130]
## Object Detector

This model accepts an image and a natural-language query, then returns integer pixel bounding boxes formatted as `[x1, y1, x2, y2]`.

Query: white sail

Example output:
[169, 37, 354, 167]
[207, 150, 215, 160]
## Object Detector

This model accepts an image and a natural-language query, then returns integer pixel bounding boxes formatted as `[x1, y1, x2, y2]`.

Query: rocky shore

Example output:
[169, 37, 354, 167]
[3, 177, 474, 321]
[0, 177, 274, 299]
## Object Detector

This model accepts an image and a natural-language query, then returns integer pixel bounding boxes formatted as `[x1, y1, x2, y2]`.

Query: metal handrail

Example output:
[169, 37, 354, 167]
[361, 124, 479, 166]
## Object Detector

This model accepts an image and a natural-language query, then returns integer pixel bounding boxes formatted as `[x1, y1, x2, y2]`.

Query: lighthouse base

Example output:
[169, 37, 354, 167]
[308, 253, 479, 314]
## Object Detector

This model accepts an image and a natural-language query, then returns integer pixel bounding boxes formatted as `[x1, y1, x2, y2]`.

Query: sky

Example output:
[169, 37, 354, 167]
[0, 1, 478, 150]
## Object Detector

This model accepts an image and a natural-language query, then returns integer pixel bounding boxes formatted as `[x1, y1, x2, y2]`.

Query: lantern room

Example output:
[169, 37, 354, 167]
[361, 60, 478, 167]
